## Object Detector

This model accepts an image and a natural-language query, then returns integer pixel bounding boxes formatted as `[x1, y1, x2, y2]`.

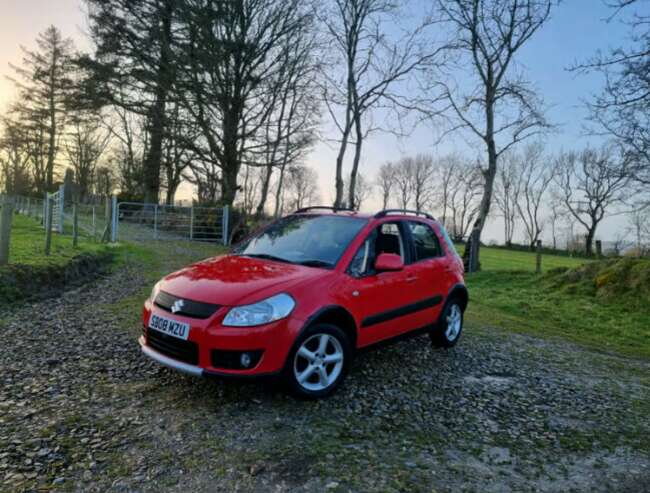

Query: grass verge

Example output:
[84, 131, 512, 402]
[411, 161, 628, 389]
[465, 260, 650, 359]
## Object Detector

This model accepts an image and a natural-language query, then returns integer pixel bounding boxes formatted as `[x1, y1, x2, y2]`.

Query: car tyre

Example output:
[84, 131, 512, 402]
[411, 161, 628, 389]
[285, 324, 351, 399]
[430, 298, 464, 348]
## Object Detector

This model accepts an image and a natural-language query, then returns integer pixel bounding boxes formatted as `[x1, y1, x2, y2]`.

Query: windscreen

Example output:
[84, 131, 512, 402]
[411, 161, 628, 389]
[233, 214, 368, 267]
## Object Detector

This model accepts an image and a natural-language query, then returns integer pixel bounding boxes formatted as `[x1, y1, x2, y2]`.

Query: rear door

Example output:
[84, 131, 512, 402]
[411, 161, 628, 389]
[404, 220, 449, 327]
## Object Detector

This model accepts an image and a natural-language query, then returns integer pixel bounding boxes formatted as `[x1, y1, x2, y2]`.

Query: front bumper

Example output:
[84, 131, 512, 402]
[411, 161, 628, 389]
[141, 299, 303, 377]
[139, 336, 203, 376]
[138, 336, 282, 379]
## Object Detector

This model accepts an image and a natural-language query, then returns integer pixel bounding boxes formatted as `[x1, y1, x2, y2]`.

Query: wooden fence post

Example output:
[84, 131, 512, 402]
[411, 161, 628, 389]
[536, 240, 542, 274]
[595, 240, 602, 258]
[45, 195, 53, 256]
[72, 202, 79, 247]
[0, 196, 14, 265]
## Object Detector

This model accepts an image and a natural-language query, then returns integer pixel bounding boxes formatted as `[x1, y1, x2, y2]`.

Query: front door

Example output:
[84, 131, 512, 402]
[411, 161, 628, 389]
[341, 221, 427, 347]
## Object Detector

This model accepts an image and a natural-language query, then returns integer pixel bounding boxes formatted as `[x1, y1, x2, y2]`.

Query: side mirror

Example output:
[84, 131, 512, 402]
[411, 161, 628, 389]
[375, 253, 404, 272]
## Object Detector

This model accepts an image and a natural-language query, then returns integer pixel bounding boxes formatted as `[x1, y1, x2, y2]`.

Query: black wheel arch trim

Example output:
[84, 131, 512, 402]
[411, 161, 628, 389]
[283, 305, 358, 369]
[447, 283, 469, 310]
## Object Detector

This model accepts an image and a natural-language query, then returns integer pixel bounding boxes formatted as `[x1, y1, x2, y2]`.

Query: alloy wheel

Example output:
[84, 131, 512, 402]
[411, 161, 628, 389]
[293, 333, 344, 392]
[445, 304, 462, 342]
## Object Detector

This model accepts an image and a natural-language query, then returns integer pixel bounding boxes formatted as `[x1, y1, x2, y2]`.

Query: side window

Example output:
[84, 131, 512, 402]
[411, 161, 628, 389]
[377, 223, 405, 259]
[348, 234, 375, 277]
[348, 222, 406, 277]
[438, 224, 460, 258]
[407, 222, 444, 260]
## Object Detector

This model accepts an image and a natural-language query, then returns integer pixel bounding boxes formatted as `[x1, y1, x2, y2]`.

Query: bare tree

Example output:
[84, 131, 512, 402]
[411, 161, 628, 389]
[94, 165, 115, 197]
[411, 154, 436, 213]
[65, 112, 112, 202]
[434, 154, 461, 227]
[446, 159, 483, 241]
[347, 172, 373, 210]
[394, 156, 415, 209]
[161, 103, 196, 205]
[515, 142, 556, 249]
[0, 118, 32, 194]
[85, 0, 177, 203]
[240, 165, 264, 216]
[434, 0, 554, 269]
[285, 165, 320, 211]
[254, 30, 319, 218]
[376, 162, 395, 209]
[627, 205, 650, 256]
[8, 26, 75, 193]
[575, 0, 650, 186]
[547, 198, 565, 251]
[493, 150, 520, 246]
[104, 104, 148, 200]
[554, 145, 632, 256]
[320, 0, 441, 208]
[176, 0, 315, 208]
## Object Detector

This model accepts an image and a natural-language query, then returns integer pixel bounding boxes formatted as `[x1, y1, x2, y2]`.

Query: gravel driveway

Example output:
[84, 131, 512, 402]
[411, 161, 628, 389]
[1, 259, 649, 493]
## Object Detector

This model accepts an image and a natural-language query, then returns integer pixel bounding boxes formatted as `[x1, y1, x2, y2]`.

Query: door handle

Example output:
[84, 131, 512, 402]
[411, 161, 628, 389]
[406, 276, 418, 283]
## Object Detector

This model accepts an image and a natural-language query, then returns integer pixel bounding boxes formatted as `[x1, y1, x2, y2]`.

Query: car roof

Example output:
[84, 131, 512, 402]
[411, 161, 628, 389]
[292, 209, 439, 224]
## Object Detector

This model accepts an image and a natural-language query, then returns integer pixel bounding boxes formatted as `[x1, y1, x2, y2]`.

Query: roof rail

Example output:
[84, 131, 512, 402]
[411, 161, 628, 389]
[295, 205, 357, 214]
[374, 209, 435, 220]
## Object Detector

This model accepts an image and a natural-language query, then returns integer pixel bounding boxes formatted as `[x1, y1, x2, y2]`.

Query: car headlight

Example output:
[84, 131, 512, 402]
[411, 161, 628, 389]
[150, 281, 162, 302]
[223, 293, 295, 327]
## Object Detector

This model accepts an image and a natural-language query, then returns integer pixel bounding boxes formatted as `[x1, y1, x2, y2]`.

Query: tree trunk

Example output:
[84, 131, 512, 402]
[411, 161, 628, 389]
[46, 78, 56, 192]
[473, 139, 497, 270]
[471, 88, 498, 272]
[142, 0, 173, 204]
[334, 124, 350, 208]
[165, 179, 178, 206]
[347, 112, 363, 209]
[255, 166, 273, 217]
[585, 228, 595, 256]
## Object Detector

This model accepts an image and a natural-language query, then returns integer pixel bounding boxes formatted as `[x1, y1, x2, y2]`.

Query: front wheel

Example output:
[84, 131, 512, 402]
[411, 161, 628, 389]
[285, 324, 351, 399]
[430, 299, 464, 348]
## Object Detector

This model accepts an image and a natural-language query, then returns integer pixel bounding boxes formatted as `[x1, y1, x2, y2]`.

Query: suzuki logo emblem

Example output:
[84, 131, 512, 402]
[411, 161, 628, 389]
[171, 299, 185, 314]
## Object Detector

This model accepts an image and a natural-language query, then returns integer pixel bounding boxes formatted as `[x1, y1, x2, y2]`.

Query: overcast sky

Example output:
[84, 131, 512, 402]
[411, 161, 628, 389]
[0, 0, 639, 244]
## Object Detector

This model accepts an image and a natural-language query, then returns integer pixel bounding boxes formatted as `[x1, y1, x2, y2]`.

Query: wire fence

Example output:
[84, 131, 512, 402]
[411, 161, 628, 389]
[0, 185, 230, 267]
[115, 202, 228, 244]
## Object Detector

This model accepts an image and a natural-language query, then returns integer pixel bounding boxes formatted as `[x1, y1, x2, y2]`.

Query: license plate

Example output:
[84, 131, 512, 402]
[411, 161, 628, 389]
[148, 314, 190, 340]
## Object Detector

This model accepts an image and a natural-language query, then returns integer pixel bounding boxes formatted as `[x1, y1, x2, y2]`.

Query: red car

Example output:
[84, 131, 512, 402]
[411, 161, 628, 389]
[140, 207, 468, 398]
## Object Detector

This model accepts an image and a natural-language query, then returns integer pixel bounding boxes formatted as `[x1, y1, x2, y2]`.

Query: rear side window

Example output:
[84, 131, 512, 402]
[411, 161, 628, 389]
[438, 224, 460, 257]
[407, 222, 444, 260]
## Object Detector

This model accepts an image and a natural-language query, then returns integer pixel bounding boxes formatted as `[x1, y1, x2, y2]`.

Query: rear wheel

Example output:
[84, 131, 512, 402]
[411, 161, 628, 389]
[285, 324, 351, 399]
[430, 299, 464, 348]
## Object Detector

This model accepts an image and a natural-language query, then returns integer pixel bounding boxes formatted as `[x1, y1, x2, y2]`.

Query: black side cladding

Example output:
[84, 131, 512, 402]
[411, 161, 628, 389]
[361, 295, 443, 328]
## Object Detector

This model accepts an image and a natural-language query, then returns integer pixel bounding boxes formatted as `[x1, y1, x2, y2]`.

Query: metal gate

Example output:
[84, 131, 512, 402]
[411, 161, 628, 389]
[45, 185, 65, 234]
[112, 202, 229, 245]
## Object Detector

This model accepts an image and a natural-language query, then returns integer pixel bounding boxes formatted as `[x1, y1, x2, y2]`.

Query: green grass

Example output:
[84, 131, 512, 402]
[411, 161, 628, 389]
[464, 248, 650, 360]
[457, 243, 589, 272]
[6, 214, 109, 266]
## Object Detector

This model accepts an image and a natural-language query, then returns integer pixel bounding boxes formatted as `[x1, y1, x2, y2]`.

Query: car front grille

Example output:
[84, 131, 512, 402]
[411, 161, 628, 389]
[154, 291, 220, 319]
[146, 328, 199, 365]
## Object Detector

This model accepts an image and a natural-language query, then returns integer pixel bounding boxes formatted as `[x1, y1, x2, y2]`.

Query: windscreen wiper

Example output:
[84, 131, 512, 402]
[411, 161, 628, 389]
[297, 259, 333, 268]
[242, 253, 293, 264]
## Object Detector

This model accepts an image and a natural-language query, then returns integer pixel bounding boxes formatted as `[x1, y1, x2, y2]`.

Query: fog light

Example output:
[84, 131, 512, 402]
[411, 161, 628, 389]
[240, 352, 252, 368]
